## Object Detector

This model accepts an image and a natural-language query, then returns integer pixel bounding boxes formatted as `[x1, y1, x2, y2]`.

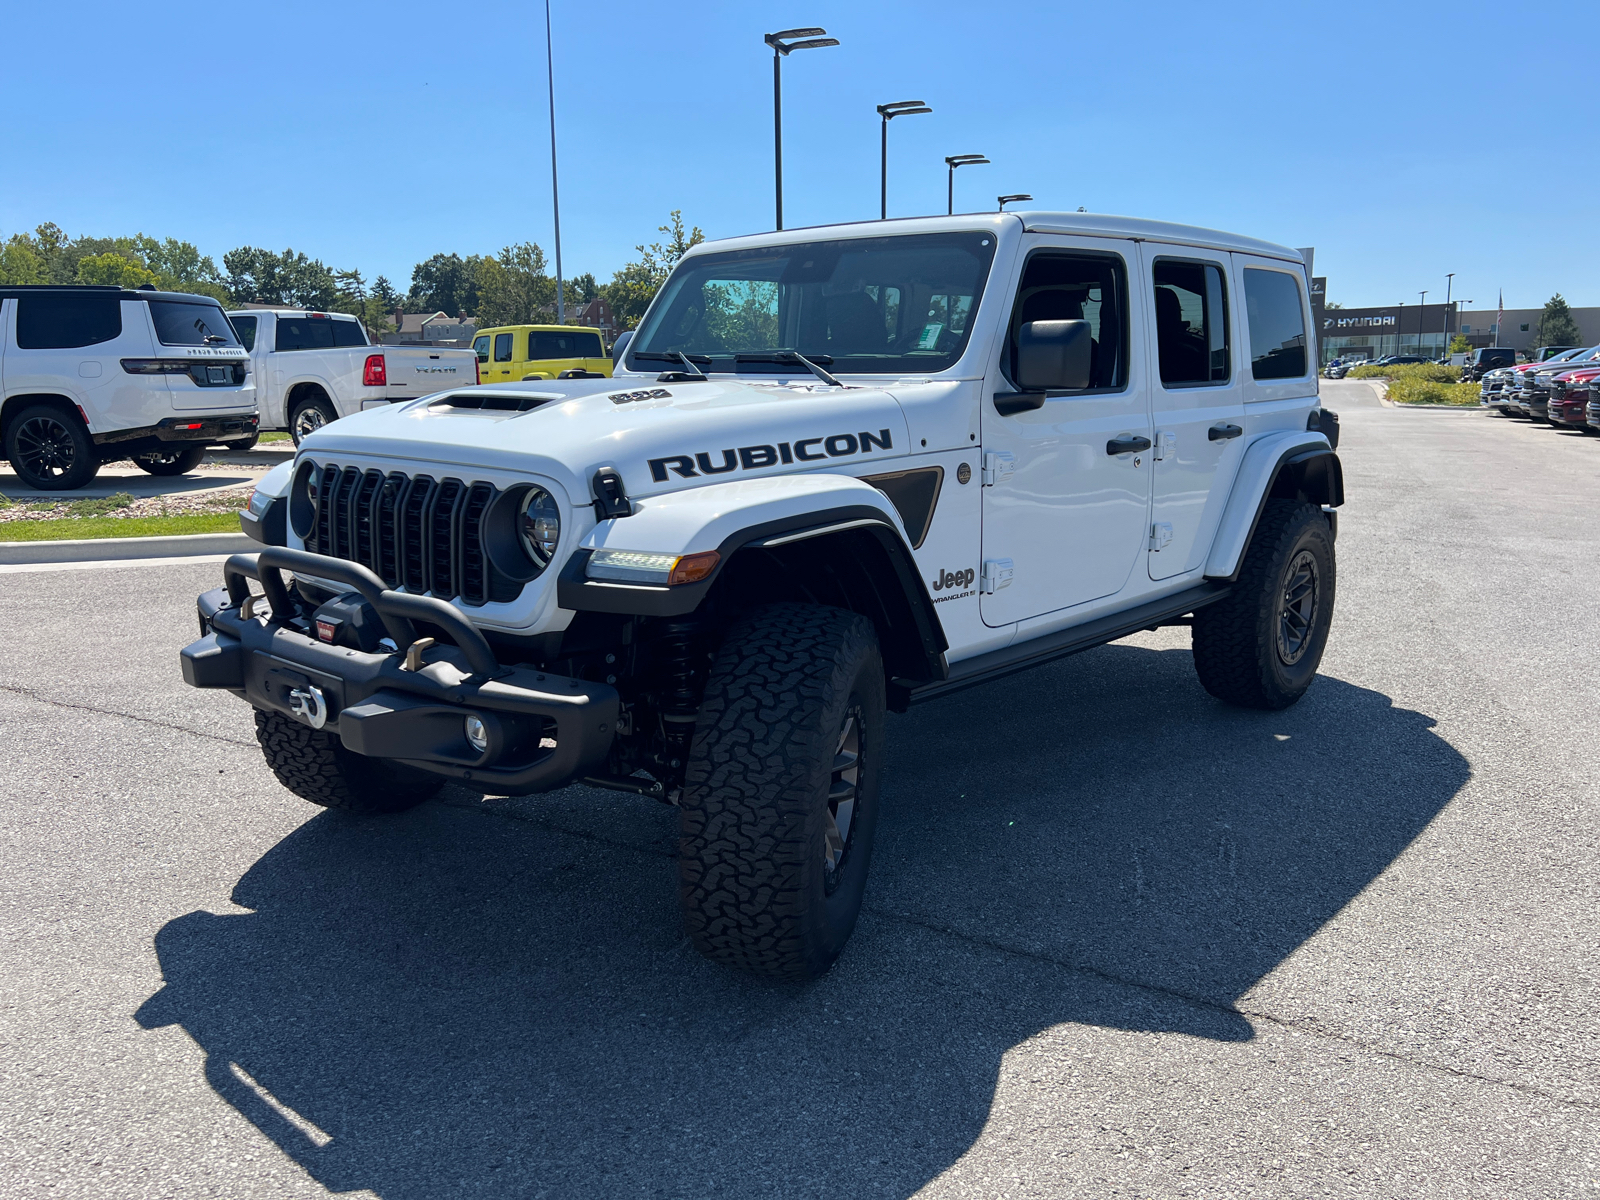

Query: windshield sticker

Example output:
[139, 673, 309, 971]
[916, 323, 945, 350]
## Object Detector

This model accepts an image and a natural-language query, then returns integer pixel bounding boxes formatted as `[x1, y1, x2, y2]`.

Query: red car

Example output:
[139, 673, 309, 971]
[1548, 366, 1600, 429]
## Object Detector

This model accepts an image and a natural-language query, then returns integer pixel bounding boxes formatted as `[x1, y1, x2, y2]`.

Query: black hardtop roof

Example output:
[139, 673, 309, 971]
[0, 284, 226, 304]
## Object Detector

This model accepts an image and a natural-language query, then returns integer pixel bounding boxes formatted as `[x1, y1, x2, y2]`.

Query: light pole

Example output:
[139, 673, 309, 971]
[1396, 300, 1404, 359]
[1418, 290, 1428, 355]
[944, 155, 989, 215]
[544, 0, 564, 322]
[997, 193, 1032, 212]
[877, 100, 932, 219]
[1443, 272, 1455, 351]
[764, 28, 839, 232]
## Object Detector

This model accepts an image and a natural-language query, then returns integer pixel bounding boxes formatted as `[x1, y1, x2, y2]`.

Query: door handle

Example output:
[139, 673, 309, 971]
[1106, 434, 1152, 456]
[1208, 423, 1243, 441]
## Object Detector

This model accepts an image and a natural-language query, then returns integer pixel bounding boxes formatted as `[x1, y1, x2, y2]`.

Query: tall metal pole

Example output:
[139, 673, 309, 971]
[947, 162, 953, 216]
[773, 48, 784, 231]
[545, 0, 564, 323]
[1418, 291, 1427, 354]
[1443, 273, 1455, 351]
[880, 115, 888, 221]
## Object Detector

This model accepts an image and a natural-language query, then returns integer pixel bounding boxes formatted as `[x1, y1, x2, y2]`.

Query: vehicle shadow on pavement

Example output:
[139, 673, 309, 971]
[135, 643, 1468, 1199]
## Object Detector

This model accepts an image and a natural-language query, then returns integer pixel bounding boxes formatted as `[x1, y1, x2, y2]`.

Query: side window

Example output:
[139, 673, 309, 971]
[1243, 268, 1309, 380]
[274, 318, 335, 352]
[230, 315, 258, 351]
[574, 331, 603, 357]
[473, 335, 489, 362]
[15, 294, 123, 349]
[493, 332, 513, 362]
[1153, 259, 1229, 386]
[1007, 251, 1128, 391]
[331, 319, 366, 347]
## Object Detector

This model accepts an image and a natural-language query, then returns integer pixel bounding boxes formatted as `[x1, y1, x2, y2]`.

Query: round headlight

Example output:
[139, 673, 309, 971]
[519, 487, 561, 567]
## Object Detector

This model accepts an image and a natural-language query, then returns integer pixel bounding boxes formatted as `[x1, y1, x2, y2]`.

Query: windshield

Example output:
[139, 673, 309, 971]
[149, 299, 240, 347]
[627, 231, 997, 376]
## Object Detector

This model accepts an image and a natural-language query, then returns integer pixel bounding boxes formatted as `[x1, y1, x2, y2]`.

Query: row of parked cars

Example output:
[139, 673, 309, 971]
[1321, 353, 1437, 379]
[0, 284, 617, 490]
[1479, 344, 1600, 429]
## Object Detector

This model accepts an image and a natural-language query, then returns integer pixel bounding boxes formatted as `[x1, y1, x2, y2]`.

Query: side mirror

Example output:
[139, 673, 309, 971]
[1015, 319, 1092, 392]
[611, 329, 634, 368]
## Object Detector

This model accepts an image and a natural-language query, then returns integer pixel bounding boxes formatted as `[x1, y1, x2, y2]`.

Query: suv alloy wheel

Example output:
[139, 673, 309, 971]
[4, 404, 100, 491]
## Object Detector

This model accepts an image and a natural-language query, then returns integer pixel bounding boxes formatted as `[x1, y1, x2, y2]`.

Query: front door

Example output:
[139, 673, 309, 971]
[980, 234, 1153, 627]
[1142, 246, 1246, 580]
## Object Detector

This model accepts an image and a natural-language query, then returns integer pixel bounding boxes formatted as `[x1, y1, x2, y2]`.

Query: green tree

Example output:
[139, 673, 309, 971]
[474, 243, 556, 326]
[223, 247, 339, 309]
[0, 237, 46, 285]
[372, 274, 402, 313]
[407, 253, 481, 317]
[1536, 294, 1581, 347]
[601, 210, 705, 330]
[1449, 333, 1472, 354]
[566, 271, 598, 307]
[76, 252, 160, 288]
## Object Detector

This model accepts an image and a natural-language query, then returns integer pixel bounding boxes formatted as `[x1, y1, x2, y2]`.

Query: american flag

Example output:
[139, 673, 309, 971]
[1496, 289, 1503, 337]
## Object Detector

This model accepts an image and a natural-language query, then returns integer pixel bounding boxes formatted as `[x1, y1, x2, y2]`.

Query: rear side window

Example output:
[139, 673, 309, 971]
[1243, 269, 1309, 380]
[528, 330, 604, 359]
[1153, 259, 1229, 386]
[15, 293, 122, 349]
[1006, 251, 1129, 391]
[275, 317, 336, 352]
[229, 314, 258, 351]
[149, 300, 240, 346]
[331, 319, 367, 347]
[494, 333, 513, 362]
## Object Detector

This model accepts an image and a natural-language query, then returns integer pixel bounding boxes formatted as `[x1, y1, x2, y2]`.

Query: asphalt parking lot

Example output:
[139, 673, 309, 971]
[1, 378, 1596, 1199]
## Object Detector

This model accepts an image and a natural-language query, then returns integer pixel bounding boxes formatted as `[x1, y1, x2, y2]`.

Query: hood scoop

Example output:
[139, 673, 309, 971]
[426, 392, 561, 415]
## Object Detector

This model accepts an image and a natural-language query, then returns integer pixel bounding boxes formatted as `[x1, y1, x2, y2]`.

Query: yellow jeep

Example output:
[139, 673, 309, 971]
[472, 324, 612, 382]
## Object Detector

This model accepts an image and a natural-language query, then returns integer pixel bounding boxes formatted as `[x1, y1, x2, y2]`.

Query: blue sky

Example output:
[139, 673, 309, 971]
[3, 0, 1596, 312]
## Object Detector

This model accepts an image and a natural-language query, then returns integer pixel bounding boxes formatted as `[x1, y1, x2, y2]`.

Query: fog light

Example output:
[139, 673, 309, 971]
[464, 715, 489, 753]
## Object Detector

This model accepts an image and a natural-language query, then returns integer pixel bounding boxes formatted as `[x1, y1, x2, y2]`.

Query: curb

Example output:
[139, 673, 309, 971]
[0, 531, 255, 565]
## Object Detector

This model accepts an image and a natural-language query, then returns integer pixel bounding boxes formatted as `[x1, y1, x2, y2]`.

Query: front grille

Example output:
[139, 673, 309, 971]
[305, 463, 511, 606]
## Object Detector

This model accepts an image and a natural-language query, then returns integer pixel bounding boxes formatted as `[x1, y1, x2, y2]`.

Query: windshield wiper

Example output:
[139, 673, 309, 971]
[630, 350, 710, 381]
[734, 352, 843, 388]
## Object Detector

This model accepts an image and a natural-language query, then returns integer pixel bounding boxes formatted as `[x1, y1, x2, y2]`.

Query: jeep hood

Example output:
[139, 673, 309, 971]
[296, 376, 913, 504]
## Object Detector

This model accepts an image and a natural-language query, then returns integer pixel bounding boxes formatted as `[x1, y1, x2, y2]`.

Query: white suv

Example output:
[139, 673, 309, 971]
[0, 285, 257, 490]
[186, 212, 1341, 980]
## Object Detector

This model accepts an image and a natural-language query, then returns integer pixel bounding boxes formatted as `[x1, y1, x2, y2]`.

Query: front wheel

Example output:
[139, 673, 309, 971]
[4, 404, 99, 490]
[1192, 500, 1336, 711]
[254, 709, 443, 813]
[678, 604, 885, 981]
[132, 445, 207, 476]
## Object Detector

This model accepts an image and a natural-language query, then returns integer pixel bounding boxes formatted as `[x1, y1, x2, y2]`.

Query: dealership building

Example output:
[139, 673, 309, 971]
[1311, 281, 1600, 364]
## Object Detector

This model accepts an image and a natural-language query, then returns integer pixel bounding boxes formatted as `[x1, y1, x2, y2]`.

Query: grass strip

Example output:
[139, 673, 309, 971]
[0, 513, 240, 542]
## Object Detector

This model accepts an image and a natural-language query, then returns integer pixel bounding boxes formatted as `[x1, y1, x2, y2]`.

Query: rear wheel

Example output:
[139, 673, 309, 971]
[1192, 500, 1335, 711]
[254, 709, 443, 813]
[289, 394, 338, 446]
[5, 404, 99, 490]
[678, 604, 885, 981]
[132, 445, 207, 476]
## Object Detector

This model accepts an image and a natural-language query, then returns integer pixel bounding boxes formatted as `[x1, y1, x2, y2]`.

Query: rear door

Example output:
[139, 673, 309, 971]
[1142, 246, 1245, 580]
[979, 233, 1153, 627]
[490, 330, 516, 382]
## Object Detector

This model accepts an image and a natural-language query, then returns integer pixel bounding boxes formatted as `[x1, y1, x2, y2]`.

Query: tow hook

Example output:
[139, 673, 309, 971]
[287, 684, 328, 730]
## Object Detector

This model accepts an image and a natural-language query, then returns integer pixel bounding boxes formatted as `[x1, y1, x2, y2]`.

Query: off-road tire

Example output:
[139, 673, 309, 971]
[253, 708, 443, 813]
[289, 395, 338, 446]
[4, 403, 99, 491]
[679, 604, 885, 981]
[1192, 499, 1335, 711]
[132, 445, 207, 476]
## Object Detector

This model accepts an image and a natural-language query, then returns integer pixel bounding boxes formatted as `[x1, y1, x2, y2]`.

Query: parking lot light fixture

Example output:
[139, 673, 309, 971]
[765, 28, 840, 231]
[877, 101, 933, 220]
[944, 155, 989, 215]
[997, 193, 1032, 212]
[1443, 273, 1455, 349]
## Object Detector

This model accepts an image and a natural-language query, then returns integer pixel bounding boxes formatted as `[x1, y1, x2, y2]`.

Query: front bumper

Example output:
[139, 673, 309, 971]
[180, 547, 618, 793]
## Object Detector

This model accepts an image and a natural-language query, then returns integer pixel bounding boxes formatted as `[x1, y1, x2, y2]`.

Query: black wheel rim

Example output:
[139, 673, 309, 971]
[823, 703, 862, 895]
[14, 415, 78, 480]
[1277, 549, 1319, 666]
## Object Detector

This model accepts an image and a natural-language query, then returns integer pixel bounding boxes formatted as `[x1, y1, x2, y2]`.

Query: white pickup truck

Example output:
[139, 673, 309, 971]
[227, 309, 478, 443]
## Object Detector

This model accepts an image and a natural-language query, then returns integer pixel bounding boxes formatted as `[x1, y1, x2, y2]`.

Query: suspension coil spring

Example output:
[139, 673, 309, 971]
[654, 621, 703, 724]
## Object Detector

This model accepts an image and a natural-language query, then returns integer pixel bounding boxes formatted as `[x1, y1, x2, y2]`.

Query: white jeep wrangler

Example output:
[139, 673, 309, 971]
[184, 213, 1342, 980]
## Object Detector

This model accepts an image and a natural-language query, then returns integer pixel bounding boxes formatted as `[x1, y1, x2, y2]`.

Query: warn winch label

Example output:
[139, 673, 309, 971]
[649, 428, 893, 482]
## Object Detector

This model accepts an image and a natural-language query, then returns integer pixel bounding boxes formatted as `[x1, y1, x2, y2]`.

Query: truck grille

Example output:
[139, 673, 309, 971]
[304, 463, 510, 606]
